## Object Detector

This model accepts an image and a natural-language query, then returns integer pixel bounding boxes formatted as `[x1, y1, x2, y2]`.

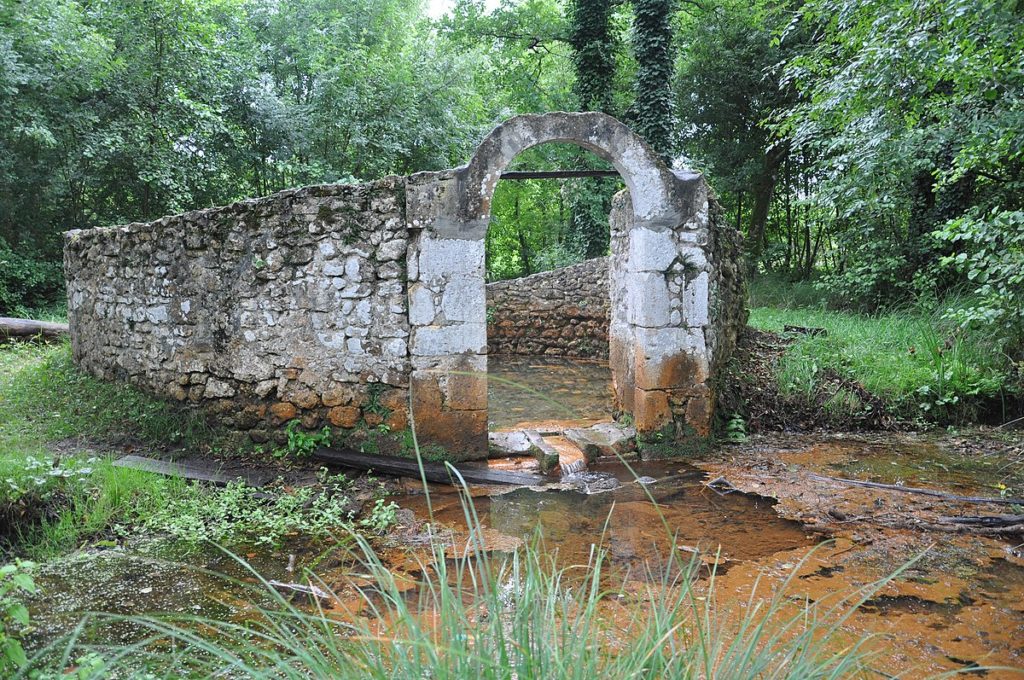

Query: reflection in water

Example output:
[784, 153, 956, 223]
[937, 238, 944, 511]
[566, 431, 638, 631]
[488, 355, 612, 430]
[398, 459, 812, 578]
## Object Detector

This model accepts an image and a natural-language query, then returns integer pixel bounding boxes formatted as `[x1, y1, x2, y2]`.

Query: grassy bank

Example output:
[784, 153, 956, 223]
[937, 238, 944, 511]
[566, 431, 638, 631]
[0, 341, 389, 560]
[745, 278, 1021, 426]
[0, 340, 213, 558]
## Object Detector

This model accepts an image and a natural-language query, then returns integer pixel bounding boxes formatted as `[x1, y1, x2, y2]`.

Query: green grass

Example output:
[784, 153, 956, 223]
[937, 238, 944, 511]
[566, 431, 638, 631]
[748, 289, 1017, 424]
[0, 340, 213, 451]
[1, 341, 398, 560]
[0, 341, 215, 558]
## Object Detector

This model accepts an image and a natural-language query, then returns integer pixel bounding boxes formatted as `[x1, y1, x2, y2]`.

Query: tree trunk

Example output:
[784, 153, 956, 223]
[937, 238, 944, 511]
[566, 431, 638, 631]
[746, 144, 787, 269]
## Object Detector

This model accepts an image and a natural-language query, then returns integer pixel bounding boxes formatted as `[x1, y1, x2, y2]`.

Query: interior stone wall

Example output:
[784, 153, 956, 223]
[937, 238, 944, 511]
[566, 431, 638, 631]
[485, 258, 610, 359]
[63, 179, 411, 441]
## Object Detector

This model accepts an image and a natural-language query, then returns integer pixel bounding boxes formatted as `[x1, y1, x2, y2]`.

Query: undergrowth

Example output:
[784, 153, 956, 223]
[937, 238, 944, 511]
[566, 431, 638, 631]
[1, 341, 390, 559]
[748, 283, 1020, 425]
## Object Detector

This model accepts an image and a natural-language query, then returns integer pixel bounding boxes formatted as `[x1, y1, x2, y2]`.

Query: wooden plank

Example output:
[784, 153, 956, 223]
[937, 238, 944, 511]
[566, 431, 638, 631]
[499, 170, 620, 180]
[113, 455, 276, 487]
[312, 446, 549, 486]
[0, 317, 69, 340]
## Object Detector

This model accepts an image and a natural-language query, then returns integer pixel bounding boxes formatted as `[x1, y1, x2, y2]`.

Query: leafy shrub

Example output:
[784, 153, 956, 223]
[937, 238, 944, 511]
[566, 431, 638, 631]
[142, 470, 389, 546]
[0, 559, 37, 674]
[937, 209, 1024, 359]
[0, 238, 63, 316]
[276, 420, 332, 458]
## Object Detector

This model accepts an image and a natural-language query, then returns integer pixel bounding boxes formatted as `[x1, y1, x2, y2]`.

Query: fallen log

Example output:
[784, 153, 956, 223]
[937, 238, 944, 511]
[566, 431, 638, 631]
[808, 473, 1024, 506]
[0, 317, 69, 341]
[313, 446, 549, 487]
[937, 514, 1024, 528]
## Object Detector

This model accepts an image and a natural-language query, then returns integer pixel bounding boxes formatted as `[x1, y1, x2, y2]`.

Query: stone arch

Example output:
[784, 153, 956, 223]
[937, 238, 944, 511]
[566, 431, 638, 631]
[406, 112, 723, 460]
[458, 112, 689, 231]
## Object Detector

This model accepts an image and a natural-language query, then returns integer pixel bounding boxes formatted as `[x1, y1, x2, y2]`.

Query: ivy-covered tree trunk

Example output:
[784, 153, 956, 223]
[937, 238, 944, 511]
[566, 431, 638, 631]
[565, 0, 619, 259]
[631, 0, 676, 158]
[569, 0, 616, 113]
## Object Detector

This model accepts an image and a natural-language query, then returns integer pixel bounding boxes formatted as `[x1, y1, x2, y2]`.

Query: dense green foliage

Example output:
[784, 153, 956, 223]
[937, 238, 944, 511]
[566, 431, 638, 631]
[1, 0, 1020, 372]
[630, 0, 675, 158]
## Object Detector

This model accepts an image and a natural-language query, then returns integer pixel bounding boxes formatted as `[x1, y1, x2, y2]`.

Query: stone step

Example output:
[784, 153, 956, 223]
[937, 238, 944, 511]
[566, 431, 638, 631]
[541, 435, 589, 476]
[489, 427, 604, 477]
[564, 421, 637, 460]
[524, 430, 560, 474]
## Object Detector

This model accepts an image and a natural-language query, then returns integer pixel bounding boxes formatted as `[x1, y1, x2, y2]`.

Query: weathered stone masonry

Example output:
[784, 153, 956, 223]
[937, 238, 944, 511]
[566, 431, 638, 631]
[64, 180, 411, 441]
[64, 112, 747, 460]
[486, 258, 610, 359]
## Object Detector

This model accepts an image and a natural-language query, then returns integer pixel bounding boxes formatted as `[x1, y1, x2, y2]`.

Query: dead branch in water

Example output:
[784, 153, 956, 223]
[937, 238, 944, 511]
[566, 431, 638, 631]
[808, 473, 1024, 506]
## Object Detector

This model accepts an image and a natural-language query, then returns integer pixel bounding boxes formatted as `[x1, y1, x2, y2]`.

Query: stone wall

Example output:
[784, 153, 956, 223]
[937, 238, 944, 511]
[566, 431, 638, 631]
[64, 112, 748, 458]
[63, 179, 411, 441]
[485, 258, 610, 358]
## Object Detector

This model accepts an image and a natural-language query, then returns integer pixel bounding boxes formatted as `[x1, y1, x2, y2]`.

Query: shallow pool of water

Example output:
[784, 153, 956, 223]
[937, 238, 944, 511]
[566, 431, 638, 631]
[488, 355, 612, 430]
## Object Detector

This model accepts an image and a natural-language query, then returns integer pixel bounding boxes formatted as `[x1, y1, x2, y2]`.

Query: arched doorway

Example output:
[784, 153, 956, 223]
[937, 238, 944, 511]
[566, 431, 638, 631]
[406, 112, 724, 460]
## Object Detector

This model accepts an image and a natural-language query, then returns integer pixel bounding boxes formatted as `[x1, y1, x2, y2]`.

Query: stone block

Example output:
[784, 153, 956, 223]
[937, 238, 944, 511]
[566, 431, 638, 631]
[633, 388, 672, 433]
[628, 227, 677, 272]
[327, 405, 361, 428]
[416, 235, 484, 284]
[682, 271, 709, 327]
[626, 272, 671, 327]
[411, 323, 486, 356]
[633, 327, 708, 389]
[442, 275, 485, 323]
[442, 369, 487, 411]
[408, 284, 435, 326]
[204, 378, 235, 398]
[269, 402, 298, 424]
[322, 384, 356, 407]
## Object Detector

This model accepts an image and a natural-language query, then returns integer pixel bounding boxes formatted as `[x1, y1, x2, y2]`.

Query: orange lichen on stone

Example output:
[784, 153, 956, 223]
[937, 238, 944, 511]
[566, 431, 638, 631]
[327, 406, 360, 428]
[269, 401, 297, 423]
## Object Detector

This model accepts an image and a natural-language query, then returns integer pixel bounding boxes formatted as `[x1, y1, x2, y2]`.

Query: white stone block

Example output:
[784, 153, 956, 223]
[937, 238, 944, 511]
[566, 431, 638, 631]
[679, 246, 708, 272]
[408, 284, 435, 325]
[634, 326, 708, 373]
[204, 378, 235, 398]
[441, 275, 485, 322]
[344, 256, 361, 281]
[377, 239, 406, 262]
[626, 272, 671, 327]
[682, 272, 710, 327]
[417, 235, 484, 284]
[411, 323, 486, 356]
[146, 306, 168, 324]
[383, 338, 407, 357]
[628, 227, 677, 272]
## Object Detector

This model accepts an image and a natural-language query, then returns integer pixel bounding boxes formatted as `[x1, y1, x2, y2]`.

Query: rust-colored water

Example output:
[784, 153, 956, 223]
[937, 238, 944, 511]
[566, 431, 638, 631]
[396, 460, 811, 578]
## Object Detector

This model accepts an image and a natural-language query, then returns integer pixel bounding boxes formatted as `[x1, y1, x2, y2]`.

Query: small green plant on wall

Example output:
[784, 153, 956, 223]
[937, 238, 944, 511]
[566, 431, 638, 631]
[276, 419, 332, 458]
[724, 414, 748, 442]
[363, 384, 391, 418]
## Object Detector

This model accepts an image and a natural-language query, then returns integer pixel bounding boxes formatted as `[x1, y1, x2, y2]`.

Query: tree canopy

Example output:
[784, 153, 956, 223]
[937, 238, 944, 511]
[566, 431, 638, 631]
[1, 0, 1021, 358]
